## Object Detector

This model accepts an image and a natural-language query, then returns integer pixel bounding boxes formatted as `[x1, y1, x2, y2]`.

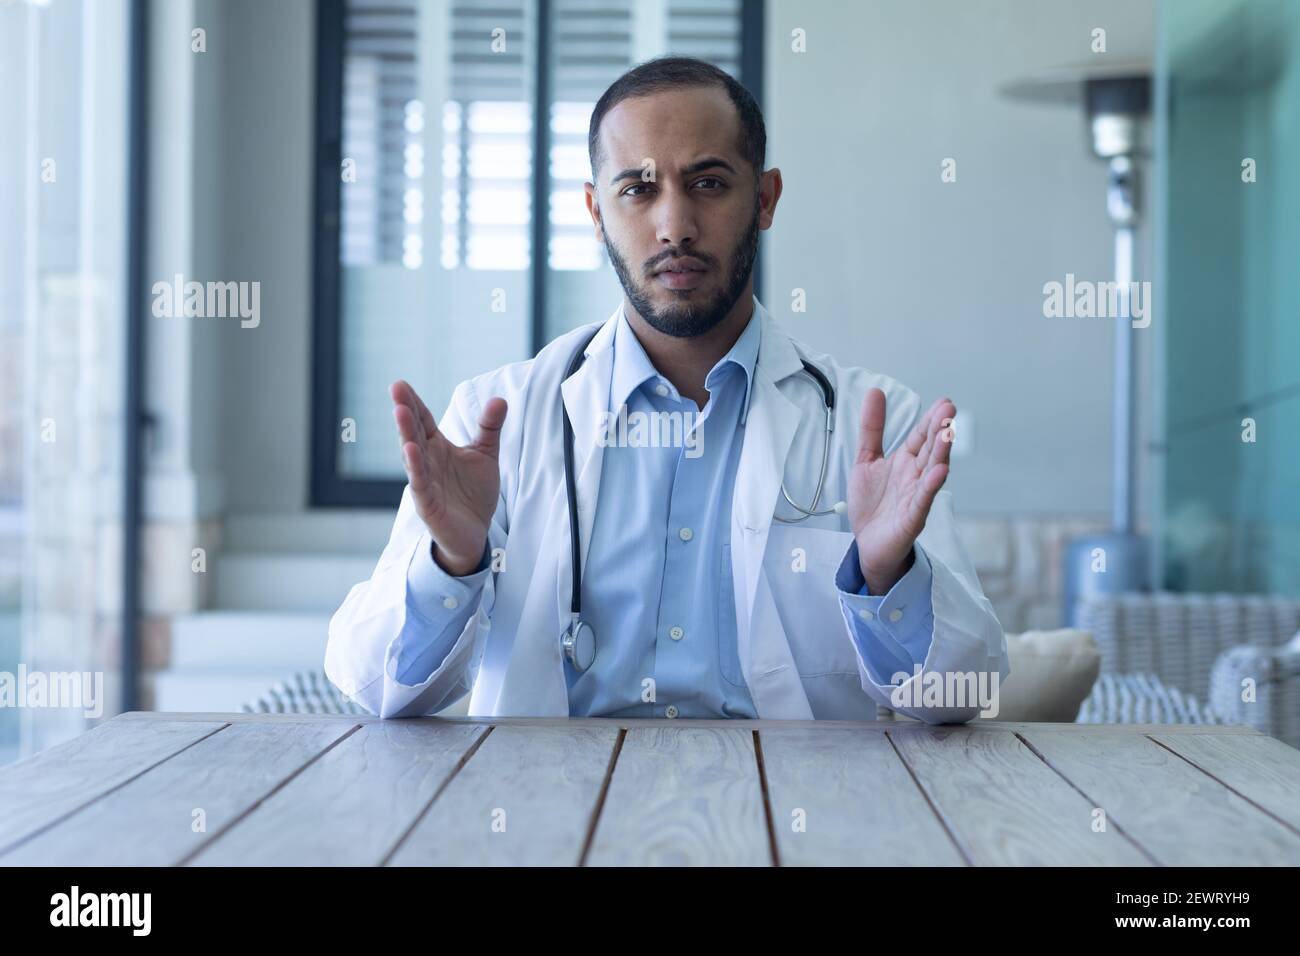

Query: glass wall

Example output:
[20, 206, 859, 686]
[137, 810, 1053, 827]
[1159, 0, 1300, 595]
[0, 0, 131, 762]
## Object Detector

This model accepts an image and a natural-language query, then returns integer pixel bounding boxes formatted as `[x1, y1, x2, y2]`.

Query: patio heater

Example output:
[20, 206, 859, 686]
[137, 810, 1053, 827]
[1001, 62, 1153, 625]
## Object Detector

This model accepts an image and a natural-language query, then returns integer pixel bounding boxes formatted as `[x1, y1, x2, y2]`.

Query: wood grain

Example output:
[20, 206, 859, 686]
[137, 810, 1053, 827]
[388, 724, 619, 866]
[1, 719, 357, 866]
[0, 718, 229, 855]
[1148, 732, 1300, 834]
[0, 713, 1286, 868]
[1022, 728, 1300, 865]
[188, 720, 484, 866]
[585, 726, 770, 866]
[889, 727, 1150, 865]
[759, 726, 966, 865]
[112, 711, 1264, 734]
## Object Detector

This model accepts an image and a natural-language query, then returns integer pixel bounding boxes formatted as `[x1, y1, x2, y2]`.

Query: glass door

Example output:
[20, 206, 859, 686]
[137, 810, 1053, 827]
[1158, 0, 1300, 594]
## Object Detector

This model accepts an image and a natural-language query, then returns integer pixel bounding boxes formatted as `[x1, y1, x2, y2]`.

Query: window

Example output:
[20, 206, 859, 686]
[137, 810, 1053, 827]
[312, 0, 762, 505]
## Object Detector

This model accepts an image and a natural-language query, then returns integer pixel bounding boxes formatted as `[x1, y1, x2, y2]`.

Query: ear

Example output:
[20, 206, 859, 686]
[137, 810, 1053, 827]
[583, 181, 605, 243]
[758, 167, 783, 231]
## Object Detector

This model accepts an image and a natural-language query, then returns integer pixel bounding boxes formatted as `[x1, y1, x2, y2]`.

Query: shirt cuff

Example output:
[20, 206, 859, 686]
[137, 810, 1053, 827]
[835, 541, 936, 685]
[405, 532, 492, 623]
[392, 533, 492, 687]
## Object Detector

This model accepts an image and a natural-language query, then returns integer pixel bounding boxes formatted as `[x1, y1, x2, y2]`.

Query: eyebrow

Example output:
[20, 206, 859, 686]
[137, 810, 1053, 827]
[608, 156, 740, 185]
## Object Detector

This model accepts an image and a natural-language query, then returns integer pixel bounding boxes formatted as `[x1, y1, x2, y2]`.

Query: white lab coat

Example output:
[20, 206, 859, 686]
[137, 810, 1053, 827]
[325, 298, 1009, 723]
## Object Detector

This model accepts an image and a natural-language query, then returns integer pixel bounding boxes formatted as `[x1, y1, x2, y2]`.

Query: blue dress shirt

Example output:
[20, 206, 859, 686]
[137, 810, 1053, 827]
[393, 308, 936, 715]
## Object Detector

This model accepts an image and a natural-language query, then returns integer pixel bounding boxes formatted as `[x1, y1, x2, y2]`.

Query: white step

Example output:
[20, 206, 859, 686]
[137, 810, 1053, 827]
[170, 611, 331, 672]
[224, 511, 395, 553]
[214, 552, 378, 612]
[153, 672, 300, 713]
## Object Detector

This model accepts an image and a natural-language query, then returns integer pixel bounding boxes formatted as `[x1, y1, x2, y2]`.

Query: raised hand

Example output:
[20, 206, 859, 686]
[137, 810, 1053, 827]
[847, 390, 955, 594]
[390, 380, 507, 576]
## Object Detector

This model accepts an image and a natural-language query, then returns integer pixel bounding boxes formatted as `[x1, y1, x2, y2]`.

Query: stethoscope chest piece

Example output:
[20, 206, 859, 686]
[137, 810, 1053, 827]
[562, 617, 596, 673]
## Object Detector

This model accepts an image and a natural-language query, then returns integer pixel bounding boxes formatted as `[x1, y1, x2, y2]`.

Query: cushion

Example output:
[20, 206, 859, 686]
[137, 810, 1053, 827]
[890, 628, 1100, 723]
[986, 628, 1100, 722]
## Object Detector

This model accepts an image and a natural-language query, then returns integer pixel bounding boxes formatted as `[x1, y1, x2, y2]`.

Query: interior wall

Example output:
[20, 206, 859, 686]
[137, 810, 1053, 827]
[762, 0, 1157, 518]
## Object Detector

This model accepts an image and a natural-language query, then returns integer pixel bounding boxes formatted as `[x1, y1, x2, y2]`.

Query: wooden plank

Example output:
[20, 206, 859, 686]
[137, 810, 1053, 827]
[188, 720, 485, 866]
[1149, 732, 1300, 833]
[889, 727, 1150, 866]
[111, 711, 1266, 734]
[0, 719, 359, 866]
[387, 724, 618, 866]
[759, 727, 965, 865]
[0, 717, 229, 855]
[585, 726, 770, 866]
[1022, 729, 1300, 865]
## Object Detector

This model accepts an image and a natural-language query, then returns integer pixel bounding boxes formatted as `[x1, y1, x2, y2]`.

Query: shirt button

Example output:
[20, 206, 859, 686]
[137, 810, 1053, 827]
[443, 596, 459, 610]
[665, 705, 679, 718]
[888, 608, 904, 623]
[669, 626, 684, 641]
[654, 383, 669, 397]
[858, 608, 874, 622]
[678, 527, 693, 542]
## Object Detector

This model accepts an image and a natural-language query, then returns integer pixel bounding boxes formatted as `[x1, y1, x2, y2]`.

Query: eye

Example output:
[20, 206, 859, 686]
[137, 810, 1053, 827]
[621, 183, 655, 198]
[693, 177, 725, 190]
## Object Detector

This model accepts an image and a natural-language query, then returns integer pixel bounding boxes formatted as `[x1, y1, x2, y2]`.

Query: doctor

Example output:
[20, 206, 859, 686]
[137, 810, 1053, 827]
[325, 56, 1008, 723]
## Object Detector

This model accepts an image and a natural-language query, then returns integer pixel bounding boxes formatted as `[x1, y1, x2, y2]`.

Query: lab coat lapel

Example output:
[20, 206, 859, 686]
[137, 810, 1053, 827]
[732, 303, 816, 719]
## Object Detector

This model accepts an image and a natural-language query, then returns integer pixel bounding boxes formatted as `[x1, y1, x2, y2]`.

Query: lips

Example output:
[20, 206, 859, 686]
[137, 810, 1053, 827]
[653, 257, 708, 275]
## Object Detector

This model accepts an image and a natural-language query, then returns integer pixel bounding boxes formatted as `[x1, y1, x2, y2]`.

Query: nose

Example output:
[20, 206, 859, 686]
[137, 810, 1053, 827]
[655, 185, 698, 250]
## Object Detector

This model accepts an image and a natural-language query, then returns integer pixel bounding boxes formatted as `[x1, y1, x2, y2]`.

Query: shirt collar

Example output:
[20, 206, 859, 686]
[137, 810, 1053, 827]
[609, 299, 762, 417]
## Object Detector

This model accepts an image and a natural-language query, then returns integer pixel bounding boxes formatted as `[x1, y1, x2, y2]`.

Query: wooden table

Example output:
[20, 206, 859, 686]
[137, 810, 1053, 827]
[1, 712, 1298, 866]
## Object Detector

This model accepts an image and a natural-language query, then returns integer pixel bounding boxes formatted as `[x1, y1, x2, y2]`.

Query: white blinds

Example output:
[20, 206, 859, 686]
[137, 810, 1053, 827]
[340, 0, 744, 271]
[341, 0, 419, 265]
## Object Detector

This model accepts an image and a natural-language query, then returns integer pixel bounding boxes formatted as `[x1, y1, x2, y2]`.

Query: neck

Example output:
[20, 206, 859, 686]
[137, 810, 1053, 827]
[623, 284, 756, 408]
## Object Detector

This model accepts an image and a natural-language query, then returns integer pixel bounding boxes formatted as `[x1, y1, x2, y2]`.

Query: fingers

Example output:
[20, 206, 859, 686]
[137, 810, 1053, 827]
[932, 407, 956, 468]
[902, 406, 932, 457]
[906, 462, 949, 534]
[905, 396, 946, 457]
[856, 388, 886, 464]
[916, 398, 956, 470]
[392, 400, 423, 455]
[408, 383, 441, 440]
[400, 439, 428, 494]
[390, 379, 439, 445]
[471, 397, 509, 458]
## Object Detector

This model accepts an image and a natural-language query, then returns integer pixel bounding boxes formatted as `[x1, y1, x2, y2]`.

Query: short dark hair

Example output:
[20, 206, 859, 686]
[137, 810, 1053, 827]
[587, 56, 766, 180]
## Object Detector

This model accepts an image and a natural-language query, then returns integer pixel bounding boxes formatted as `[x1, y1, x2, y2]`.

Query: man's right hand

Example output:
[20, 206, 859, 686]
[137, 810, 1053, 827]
[390, 380, 507, 577]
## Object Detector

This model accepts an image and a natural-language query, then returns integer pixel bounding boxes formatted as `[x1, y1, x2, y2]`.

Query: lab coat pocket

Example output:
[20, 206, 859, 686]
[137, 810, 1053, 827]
[718, 543, 745, 687]
[763, 524, 860, 677]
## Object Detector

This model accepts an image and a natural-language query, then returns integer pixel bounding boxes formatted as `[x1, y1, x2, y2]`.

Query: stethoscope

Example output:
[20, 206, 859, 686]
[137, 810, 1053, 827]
[559, 328, 843, 673]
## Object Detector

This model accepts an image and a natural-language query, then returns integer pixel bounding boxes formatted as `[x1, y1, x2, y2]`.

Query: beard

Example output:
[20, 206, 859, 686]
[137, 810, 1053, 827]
[604, 196, 760, 339]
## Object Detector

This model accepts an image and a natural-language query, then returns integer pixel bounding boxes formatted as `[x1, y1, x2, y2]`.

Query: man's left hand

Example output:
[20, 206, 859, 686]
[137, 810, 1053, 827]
[847, 390, 956, 594]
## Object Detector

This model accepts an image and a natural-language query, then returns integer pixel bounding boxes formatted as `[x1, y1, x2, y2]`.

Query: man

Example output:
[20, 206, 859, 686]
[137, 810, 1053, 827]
[326, 56, 1008, 723]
